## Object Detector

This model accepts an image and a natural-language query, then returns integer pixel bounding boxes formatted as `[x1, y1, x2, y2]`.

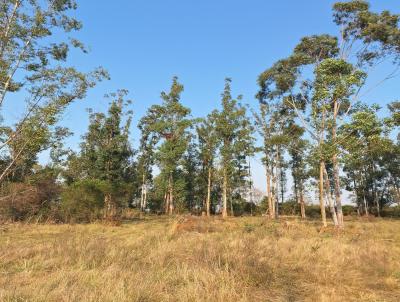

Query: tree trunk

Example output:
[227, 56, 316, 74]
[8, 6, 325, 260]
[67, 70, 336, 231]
[169, 190, 174, 215]
[222, 168, 228, 218]
[229, 186, 234, 216]
[332, 100, 344, 228]
[332, 153, 344, 227]
[323, 165, 338, 227]
[164, 192, 168, 214]
[299, 180, 306, 219]
[168, 173, 174, 215]
[143, 183, 147, 210]
[140, 173, 146, 211]
[371, 165, 381, 217]
[164, 173, 174, 215]
[353, 178, 362, 215]
[294, 176, 299, 214]
[140, 185, 144, 211]
[266, 164, 274, 219]
[319, 161, 327, 227]
[271, 162, 276, 219]
[206, 167, 211, 216]
[280, 167, 285, 204]
[375, 190, 380, 217]
[360, 173, 369, 216]
[363, 194, 369, 217]
[318, 107, 328, 227]
[104, 193, 115, 220]
[275, 149, 280, 219]
[394, 184, 400, 206]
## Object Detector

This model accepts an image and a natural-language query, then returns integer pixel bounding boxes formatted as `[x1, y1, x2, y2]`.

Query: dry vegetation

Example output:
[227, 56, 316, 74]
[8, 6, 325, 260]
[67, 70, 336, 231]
[1, 216, 400, 302]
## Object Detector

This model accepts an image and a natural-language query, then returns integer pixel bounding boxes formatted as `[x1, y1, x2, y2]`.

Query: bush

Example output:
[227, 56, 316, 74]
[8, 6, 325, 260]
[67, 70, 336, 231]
[60, 180, 106, 223]
[305, 205, 324, 219]
[381, 206, 400, 218]
[278, 201, 299, 216]
[342, 205, 357, 216]
[0, 169, 61, 222]
[0, 183, 42, 222]
[232, 200, 256, 216]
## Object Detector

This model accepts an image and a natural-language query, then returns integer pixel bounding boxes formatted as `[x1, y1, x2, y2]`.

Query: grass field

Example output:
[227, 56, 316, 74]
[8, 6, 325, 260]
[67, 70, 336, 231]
[1, 216, 400, 302]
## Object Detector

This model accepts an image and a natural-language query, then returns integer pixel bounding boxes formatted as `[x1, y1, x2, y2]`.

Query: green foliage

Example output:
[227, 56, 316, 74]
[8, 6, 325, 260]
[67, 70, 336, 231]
[197, 113, 219, 170]
[139, 77, 192, 213]
[313, 58, 366, 103]
[1, 0, 400, 223]
[333, 0, 400, 62]
[0, 0, 108, 183]
[278, 201, 299, 216]
[215, 78, 254, 199]
[381, 206, 400, 218]
[342, 205, 358, 216]
[62, 90, 134, 219]
[60, 180, 106, 223]
[341, 105, 399, 210]
[153, 77, 192, 175]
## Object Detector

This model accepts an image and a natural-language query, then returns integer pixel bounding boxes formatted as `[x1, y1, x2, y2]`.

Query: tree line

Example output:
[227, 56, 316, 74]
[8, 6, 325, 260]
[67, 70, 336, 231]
[0, 0, 399, 227]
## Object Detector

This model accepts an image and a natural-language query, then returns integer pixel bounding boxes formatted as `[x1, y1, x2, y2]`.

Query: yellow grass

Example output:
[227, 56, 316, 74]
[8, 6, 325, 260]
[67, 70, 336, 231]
[1, 216, 400, 301]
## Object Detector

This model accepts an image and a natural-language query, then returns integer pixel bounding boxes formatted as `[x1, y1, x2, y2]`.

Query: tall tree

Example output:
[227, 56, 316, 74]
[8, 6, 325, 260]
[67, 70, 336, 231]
[68, 90, 134, 220]
[182, 140, 202, 212]
[257, 35, 339, 225]
[257, 0, 400, 227]
[136, 121, 157, 212]
[140, 77, 192, 214]
[288, 125, 309, 219]
[215, 78, 254, 218]
[313, 58, 366, 225]
[341, 105, 397, 215]
[196, 113, 219, 216]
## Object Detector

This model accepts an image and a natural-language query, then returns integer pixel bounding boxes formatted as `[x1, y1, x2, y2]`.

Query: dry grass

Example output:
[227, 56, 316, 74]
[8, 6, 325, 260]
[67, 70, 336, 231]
[0, 216, 400, 302]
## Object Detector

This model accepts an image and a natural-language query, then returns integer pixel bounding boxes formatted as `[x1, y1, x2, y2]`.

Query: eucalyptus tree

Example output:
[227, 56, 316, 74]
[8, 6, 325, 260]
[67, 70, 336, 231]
[288, 125, 309, 219]
[253, 103, 275, 218]
[341, 105, 397, 215]
[314, 58, 366, 225]
[0, 108, 71, 182]
[140, 77, 192, 214]
[215, 78, 254, 218]
[182, 140, 201, 211]
[257, 35, 338, 225]
[257, 0, 400, 227]
[196, 112, 219, 216]
[0, 0, 108, 183]
[254, 100, 294, 218]
[70, 90, 134, 220]
[136, 119, 158, 212]
[388, 101, 400, 132]
[387, 101, 400, 204]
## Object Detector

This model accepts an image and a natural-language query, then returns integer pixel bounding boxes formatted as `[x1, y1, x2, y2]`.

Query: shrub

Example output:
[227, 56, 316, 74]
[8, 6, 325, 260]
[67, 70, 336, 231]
[342, 205, 357, 216]
[0, 182, 42, 222]
[381, 206, 400, 218]
[305, 205, 323, 219]
[0, 169, 61, 222]
[278, 201, 299, 216]
[60, 180, 106, 223]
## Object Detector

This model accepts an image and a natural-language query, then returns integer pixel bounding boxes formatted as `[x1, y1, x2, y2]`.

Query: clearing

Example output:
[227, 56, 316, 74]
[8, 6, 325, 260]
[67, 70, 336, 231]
[0, 216, 399, 301]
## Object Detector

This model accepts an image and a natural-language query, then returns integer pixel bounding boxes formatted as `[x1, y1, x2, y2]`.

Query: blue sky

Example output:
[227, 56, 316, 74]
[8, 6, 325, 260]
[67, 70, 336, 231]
[8, 0, 399, 194]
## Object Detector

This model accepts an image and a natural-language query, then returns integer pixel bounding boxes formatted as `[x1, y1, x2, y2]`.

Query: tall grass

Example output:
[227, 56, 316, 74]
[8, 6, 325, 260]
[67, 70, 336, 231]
[0, 216, 399, 301]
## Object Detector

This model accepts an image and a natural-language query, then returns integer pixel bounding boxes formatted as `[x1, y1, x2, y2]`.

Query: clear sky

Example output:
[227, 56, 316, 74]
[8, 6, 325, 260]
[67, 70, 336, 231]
[10, 0, 400, 195]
